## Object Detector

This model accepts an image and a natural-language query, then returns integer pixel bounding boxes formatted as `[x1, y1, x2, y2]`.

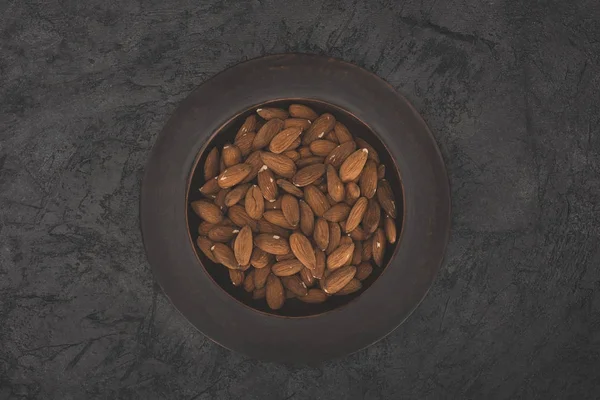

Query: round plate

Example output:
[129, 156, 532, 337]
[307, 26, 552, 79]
[140, 54, 450, 363]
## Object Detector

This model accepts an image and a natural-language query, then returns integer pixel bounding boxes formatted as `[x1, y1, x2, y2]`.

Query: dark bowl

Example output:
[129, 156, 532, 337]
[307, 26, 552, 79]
[141, 54, 450, 363]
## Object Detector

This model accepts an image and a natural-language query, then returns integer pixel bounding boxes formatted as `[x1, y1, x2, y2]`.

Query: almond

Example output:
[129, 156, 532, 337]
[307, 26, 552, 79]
[363, 198, 381, 234]
[298, 146, 313, 158]
[255, 234, 290, 255]
[254, 266, 271, 289]
[303, 185, 330, 217]
[234, 131, 255, 157]
[326, 165, 345, 202]
[233, 225, 253, 266]
[335, 278, 362, 295]
[197, 221, 216, 236]
[377, 164, 385, 179]
[296, 156, 325, 168]
[339, 148, 369, 182]
[284, 118, 312, 130]
[299, 199, 315, 236]
[257, 165, 278, 201]
[257, 218, 290, 238]
[241, 151, 263, 183]
[356, 262, 373, 281]
[372, 228, 386, 267]
[263, 210, 295, 229]
[264, 196, 282, 210]
[229, 269, 244, 286]
[222, 144, 242, 167]
[245, 185, 264, 220]
[208, 225, 240, 243]
[213, 189, 229, 210]
[260, 152, 297, 178]
[350, 225, 369, 241]
[322, 203, 351, 222]
[253, 118, 284, 150]
[218, 163, 252, 188]
[313, 249, 326, 279]
[309, 140, 338, 156]
[196, 236, 218, 263]
[345, 197, 368, 232]
[277, 179, 303, 197]
[326, 241, 355, 270]
[281, 275, 308, 297]
[243, 270, 255, 292]
[362, 237, 373, 261]
[323, 265, 356, 294]
[345, 182, 361, 205]
[289, 232, 317, 271]
[269, 126, 303, 154]
[266, 274, 285, 310]
[224, 183, 251, 207]
[198, 177, 219, 196]
[292, 164, 326, 187]
[289, 104, 319, 120]
[352, 240, 363, 265]
[334, 122, 353, 143]
[298, 288, 327, 303]
[359, 159, 378, 198]
[211, 243, 239, 269]
[228, 205, 258, 232]
[313, 217, 330, 251]
[324, 140, 356, 168]
[283, 150, 300, 162]
[300, 267, 315, 287]
[257, 107, 289, 120]
[204, 147, 220, 180]
[276, 252, 296, 261]
[325, 222, 342, 255]
[377, 179, 397, 218]
[281, 194, 300, 227]
[252, 287, 266, 299]
[236, 115, 257, 138]
[191, 200, 223, 224]
[250, 247, 272, 269]
[303, 113, 335, 144]
[271, 259, 304, 277]
[355, 137, 380, 163]
[384, 216, 397, 244]
[325, 131, 339, 144]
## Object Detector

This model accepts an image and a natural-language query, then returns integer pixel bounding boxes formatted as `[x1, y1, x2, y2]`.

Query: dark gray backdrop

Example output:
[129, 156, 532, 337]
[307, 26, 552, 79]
[1, 0, 599, 398]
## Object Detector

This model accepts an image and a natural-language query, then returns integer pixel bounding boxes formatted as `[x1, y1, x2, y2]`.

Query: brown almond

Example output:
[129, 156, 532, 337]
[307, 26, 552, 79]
[362, 237, 373, 261]
[264, 210, 295, 229]
[222, 144, 242, 167]
[334, 122, 353, 143]
[282, 275, 308, 297]
[377, 164, 385, 179]
[350, 225, 369, 241]
[345, 197, 368, 232]
[236, 115, 257, 138]
[300, 267, 315, 287]
[191, 200, 223, 224]
[276, 252, 296, 261]
[289, 232, 316, 271]
[204, 148, 220, 180]
[324, 140, 356, 168]
[253, 118, 284, 150]
[325, 222, 342, 255]
[363, 198, 381, 234]
[303, 113, 336, 144]
[257, 218, 290, 238]
[359, 159, 378, 199]
[298, 146, 313, 158]
[292, 164, 326, 187]
[296, 156, 325, 168]
[281, 194, 300, 227]
[229, 269, 244, 286]
[234, 131, 255, 157]
[255, 234, 290, 255]
[254, 266, 271, 289]
[224, 183, 251, 207]
[298, 288, 327, 303]
[345, 182, 361, 205]
[269, 126, 303, 154]
[260, 152, 297, 178]
[323, 265, 356, 294]
[196, 236, 218, 263]
[289, 104, 319, 120]
[352, 240, 363, 265]
[322, 203, 351, 222]
[233, 225, 253, 266]
[284, 118, 312, 130]
[356, 262, 373, 281]
[319, 268, 331, 291]
[271, 259, 304, 277]
[264, 197, 282, 210]
[217, 163, 252, 188]
[326, 165, 345, 203]
[243, 270, 255, 292]
[325, 131, 339, 144]
[250, 247, 272, 269]
[355, 137, 380, 163]
[257, 166, 278, 201]
[339, 148, 369, 182]
[228, 205, 258, 232]
[313, 249, 326, 279]
[326, 241, 355, 270]
[372, 228, 386, 267]
[211, 243, 239, 269]
[244, 185, 265, 220]
[384, 216, 397, 244]
[199, 177, 220, 197]
[313, 217, 330, 251]
[252, 287, 266, 299]
[304, 185, 330, 217]
[266, 274, 285, 310]
[283, 150, 300, 162]
[197, 221, 216, 236]
[241, 151, 263, 183]
[299, 199, 315, 236]
[277, 179, 303, 197]
[335, 278, 362, 295]
[214, 189, 229, 210]
[309, 140, 338, 157]
[377, 179, 397, 218]
[257, 107, 289, 120]
[208, 225, 240, 243]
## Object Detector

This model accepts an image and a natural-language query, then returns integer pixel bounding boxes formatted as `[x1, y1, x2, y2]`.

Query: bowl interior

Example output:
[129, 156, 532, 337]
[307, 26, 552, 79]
[186, 99, 404, 317]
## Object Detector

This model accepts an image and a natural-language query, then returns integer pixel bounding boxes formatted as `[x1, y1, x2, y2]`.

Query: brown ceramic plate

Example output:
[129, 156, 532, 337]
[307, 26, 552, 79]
[140, 54, 450, 363]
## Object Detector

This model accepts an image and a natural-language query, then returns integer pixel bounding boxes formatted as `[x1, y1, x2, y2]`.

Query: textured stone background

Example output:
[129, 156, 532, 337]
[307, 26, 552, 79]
[1, 0, 599, 398]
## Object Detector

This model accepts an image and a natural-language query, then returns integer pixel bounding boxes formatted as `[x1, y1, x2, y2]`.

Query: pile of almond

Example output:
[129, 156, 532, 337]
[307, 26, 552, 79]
[191, 104, 398, 310]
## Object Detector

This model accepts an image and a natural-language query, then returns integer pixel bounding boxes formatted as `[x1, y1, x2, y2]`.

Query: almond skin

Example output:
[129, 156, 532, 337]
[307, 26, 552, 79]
[339, 148, 369, 182]
[257, 107, 289, 120]
[263, 210, 295, 229]
[255, 234, 291, 255]
[312, 249, 326, 279]
[325, 222, 342, 255]
[309, 140, 338, 157]
[242, 151, 263, 183]
[352, 240, 363, 265]
[356, 137, 380, 163]
[269, 126, 303, 154]
[243, 271, 255, 292]
[254, 266, 271, 289]
[298, 288, 327, 303]
[236, 115, 257, 138]
[208, 225, 240, 243]
[292, 164, 326, 187]
[257, 218, 290, 238]
[300, 267, 315, 287]
[289, 104, 319, 120]
[303, 185, 330, 217]
[325, 140, 356, 168]
[281, 275, 308, 297]
[322, 203, 351, 222]
[313, 217, 330, 251]
[284, 118, 312, 130]
[362, 198, 381, 234]
[335, 278, 362, 295]
[377, 164, 385, 179]
[234, 131, 255, 157]
[229, 269, 244, 286]
[356, 262, 373, 281]
[299, 199, 315, 236]
[277, 179, 304, 197]
[204, 147, 220, 180]
[191, 200, 223, 224]
[296, 156, 325, 168]
[224, 183, 251, 207]
[384, 216, 397, 244]
[323, 265, 357, 294]
[377, 179, 397, 218]
[233, 225, 253, 266]
[334, 122, 353, 143]
[260, 152, 297, 178]
[345, 182, 361, 205]
[372, 228, 386, 267]
[326, 241, 355, 270]
[199, 177, 220, 196]
[245, 185, 264, 220]
[326, 165, 345, 202]
[253, 118, 284, 150]
[281, 194, 300, 227]
[228, 205, 258, 232]
[303, 113, 336, 144]
[359, 159, 378, 199]
[252, 287, 266, 299]
[218, 163, 252, 188]
[289, 232, 317, 271]
[257, 166, 278, 201]
[250, 247, 273, 269]
[266, 274, 285, 310]
[211, 243, 239, 269]
[196, 236, 218, 263]
[271, 259, 304, 277]
[222, 144, 242, 167]
[345, 197, 368, 232]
